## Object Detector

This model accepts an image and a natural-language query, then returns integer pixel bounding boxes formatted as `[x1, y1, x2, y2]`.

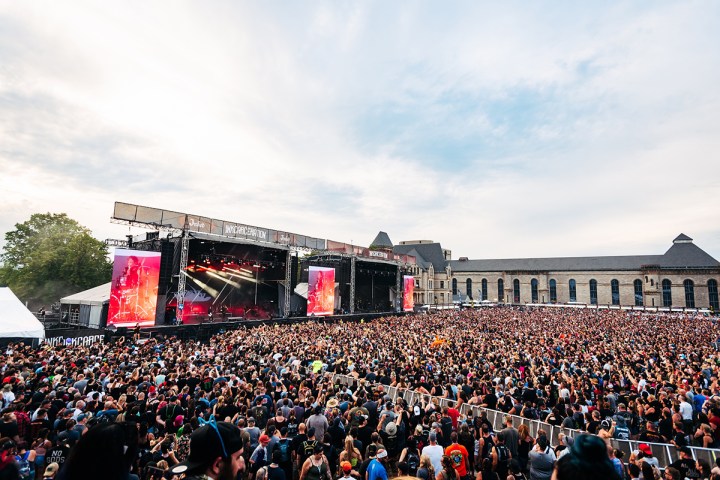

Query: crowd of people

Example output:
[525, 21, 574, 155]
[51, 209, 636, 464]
[0, 306, 718, 480]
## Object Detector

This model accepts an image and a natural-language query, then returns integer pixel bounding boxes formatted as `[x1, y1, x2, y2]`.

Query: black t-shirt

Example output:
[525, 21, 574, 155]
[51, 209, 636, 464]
[46, 445, 70, 466]
[670, 458, 700, 479]
[0, 421, 18, 439]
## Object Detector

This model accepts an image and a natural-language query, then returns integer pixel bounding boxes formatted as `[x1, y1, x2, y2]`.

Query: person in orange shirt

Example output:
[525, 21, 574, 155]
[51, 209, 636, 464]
[444, 432, 470, 479]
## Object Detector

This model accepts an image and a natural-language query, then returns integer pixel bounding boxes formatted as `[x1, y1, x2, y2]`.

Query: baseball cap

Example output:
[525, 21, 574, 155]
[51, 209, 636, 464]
[638, 444, 652, 456]
[259, 434, 270, 444]
[171, 421, 243, 475]
[341, 461, 352, 473]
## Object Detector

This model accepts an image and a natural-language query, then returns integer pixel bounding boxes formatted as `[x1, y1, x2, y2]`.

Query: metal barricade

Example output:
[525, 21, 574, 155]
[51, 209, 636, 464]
[327, 373, 720, 463]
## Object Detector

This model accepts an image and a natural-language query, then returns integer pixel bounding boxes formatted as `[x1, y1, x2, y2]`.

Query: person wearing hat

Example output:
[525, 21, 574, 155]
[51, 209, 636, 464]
[250, 434, 271, 477]
[42, 462, 59, 479]
[668, 446, 700, 480]
[366, 448, 388, 480]
[421, 431, 443, 475]
[636, 443, 659, 470]
[339, 460, 354, 480]
[170, 420, 245, 480]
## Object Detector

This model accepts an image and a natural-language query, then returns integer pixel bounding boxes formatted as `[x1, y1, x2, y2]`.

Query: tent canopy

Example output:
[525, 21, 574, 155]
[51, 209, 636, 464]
[0, 288, 45, 339]
[60, 282, 111, 306]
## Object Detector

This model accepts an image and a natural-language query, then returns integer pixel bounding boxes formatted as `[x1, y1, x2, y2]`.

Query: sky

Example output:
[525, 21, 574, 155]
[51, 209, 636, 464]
[1, 1, 719, 261]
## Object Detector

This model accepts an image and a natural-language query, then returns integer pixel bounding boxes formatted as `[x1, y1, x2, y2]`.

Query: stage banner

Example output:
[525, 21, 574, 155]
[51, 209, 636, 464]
[108, 249, 161, 328]
[307, 266, 335, 316]
[403, 275, 415, 312]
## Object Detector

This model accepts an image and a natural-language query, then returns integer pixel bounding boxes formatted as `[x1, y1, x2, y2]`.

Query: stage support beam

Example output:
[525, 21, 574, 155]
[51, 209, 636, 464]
[350, 256, 356, 314]
[284, 250, 292, 317]
[396, 267, 402, 312]
[176, 228, 189, 323]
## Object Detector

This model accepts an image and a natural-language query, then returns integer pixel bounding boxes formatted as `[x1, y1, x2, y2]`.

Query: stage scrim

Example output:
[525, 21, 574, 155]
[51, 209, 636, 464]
[108, 249, 161, 327]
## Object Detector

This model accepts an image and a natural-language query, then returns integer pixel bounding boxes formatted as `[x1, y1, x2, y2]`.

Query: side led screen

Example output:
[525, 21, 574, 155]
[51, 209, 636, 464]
[108, 249, 161, 327]
[307, 266, 335, 316]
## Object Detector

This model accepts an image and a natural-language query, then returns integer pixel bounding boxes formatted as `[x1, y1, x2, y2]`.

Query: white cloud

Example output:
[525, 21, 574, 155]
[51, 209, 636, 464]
[0, 1, 718, 262]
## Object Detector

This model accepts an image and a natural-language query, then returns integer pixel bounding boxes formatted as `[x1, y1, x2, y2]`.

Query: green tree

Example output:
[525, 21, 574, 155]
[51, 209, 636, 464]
[0, 213, 112, 308]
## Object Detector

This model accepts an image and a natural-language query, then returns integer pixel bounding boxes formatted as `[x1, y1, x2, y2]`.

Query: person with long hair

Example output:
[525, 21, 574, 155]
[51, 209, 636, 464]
[338, 435, 362, 476]
[417, 454, 435, 480]
[436, 455, 457, 480]
[517, 424, 534, 473]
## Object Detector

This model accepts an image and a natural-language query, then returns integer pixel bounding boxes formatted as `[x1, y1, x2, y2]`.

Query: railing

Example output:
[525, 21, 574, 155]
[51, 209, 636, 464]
[329, 374, 720, 467]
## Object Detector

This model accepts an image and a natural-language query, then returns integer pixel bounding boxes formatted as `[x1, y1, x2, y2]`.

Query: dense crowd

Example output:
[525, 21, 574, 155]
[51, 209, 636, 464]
[0, 307, 719, 480]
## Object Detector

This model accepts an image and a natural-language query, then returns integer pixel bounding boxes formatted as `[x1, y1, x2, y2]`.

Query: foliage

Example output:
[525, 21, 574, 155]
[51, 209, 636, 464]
[0, 213, 112, 308]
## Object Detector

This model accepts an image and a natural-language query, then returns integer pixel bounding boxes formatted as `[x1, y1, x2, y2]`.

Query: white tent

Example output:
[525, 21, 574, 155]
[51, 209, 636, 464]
[60, 282, 110, 328]
[0, 288, 45, 339]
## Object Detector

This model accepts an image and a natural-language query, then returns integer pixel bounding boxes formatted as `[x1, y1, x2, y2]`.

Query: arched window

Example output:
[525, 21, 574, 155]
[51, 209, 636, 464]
[709, 279, 719, 310]
[466, 278, 473, 299]
[634, 279, 643, 306]
[497, 279, 504, 302]
[569, 279, 577, 302]
[451, 278, 457, 296]
[589, 279, 598, 305]
[481, 279, 488, 301]
[549, 279, 557, 303]
[684, 279, 695, 308]
[513, 279, 520, 303]
[531, 279, 539, 303]
[611, 279, 620, 305]
[662, 279, 672, 307]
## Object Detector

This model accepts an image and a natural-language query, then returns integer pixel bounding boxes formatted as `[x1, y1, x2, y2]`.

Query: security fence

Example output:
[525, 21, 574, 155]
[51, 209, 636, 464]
[330, 373, 720, 467]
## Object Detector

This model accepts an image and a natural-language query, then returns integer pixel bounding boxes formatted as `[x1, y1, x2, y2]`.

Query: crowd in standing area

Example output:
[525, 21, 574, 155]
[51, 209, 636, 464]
[0, 307, 719, 480]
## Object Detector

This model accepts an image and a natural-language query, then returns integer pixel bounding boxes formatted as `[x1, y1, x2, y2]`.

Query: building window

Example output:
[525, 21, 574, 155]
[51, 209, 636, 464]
[611, 279, 620, 305]
[634, 279, 643, 306]
[451, 278, 457, 295]
[440, 293, 444, 303]
[415, 279, 420, 288]
[466, 279, 473, 299]
[549, 279, 557, 303]
[440, 281, 444, 289]
[709, 280, 719, 310]
[481, 279, 488, 301]
[589, 279, 598, 305]
[513, 279, 520, 303]
[662, 279, 672, 307]
[429, 280, 433, 290]
[498, 279, 504, 302]
[531, 279, 539, 303]
[684, 279, 695, 308]
[569, 279, 577, 302]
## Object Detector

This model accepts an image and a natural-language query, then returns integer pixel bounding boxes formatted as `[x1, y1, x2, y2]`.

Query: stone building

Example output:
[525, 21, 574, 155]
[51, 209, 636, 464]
[381, 234, 720, 310]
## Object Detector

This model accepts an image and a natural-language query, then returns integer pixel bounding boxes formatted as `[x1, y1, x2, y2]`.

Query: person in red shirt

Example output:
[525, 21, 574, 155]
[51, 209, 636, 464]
[445, 404, 460, 430]
[444, 432, 470, 479]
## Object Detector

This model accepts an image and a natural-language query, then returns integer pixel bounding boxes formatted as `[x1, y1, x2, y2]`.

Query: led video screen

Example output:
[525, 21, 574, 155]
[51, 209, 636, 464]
[307, 266, 335, 316]
[403, 275, 415, 312]
[108, 249, 161, 327]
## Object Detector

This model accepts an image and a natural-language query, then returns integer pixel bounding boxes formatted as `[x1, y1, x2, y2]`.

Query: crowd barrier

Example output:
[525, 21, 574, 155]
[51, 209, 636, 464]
[329, 373, 720, 468]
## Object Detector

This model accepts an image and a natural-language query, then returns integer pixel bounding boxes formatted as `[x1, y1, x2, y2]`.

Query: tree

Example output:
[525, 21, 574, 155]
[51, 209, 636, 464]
[0, 213, 112, 308]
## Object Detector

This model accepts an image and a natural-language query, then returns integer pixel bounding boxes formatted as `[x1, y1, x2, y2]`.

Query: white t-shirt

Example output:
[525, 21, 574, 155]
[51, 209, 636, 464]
[421, 444, 444, 475]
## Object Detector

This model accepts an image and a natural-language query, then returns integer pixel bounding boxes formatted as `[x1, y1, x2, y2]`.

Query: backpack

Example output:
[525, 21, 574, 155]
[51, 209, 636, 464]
[406, 450, 420, 475]
[302, 440, 317, 460]
[613, 425, 630, 440]
[495, 444, 510, 470]
[277, 438, 292, 463]
[16, 452, 32, 480]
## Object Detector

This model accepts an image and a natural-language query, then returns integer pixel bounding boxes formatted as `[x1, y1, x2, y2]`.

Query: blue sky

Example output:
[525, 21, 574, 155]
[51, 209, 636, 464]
[0, 1, 718, 260]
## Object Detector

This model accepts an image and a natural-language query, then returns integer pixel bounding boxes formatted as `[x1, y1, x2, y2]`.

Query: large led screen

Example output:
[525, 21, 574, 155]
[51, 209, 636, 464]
[307, 266, 335, 316]
[108, 249, 161, 327]
[403, 275, 415, 312]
